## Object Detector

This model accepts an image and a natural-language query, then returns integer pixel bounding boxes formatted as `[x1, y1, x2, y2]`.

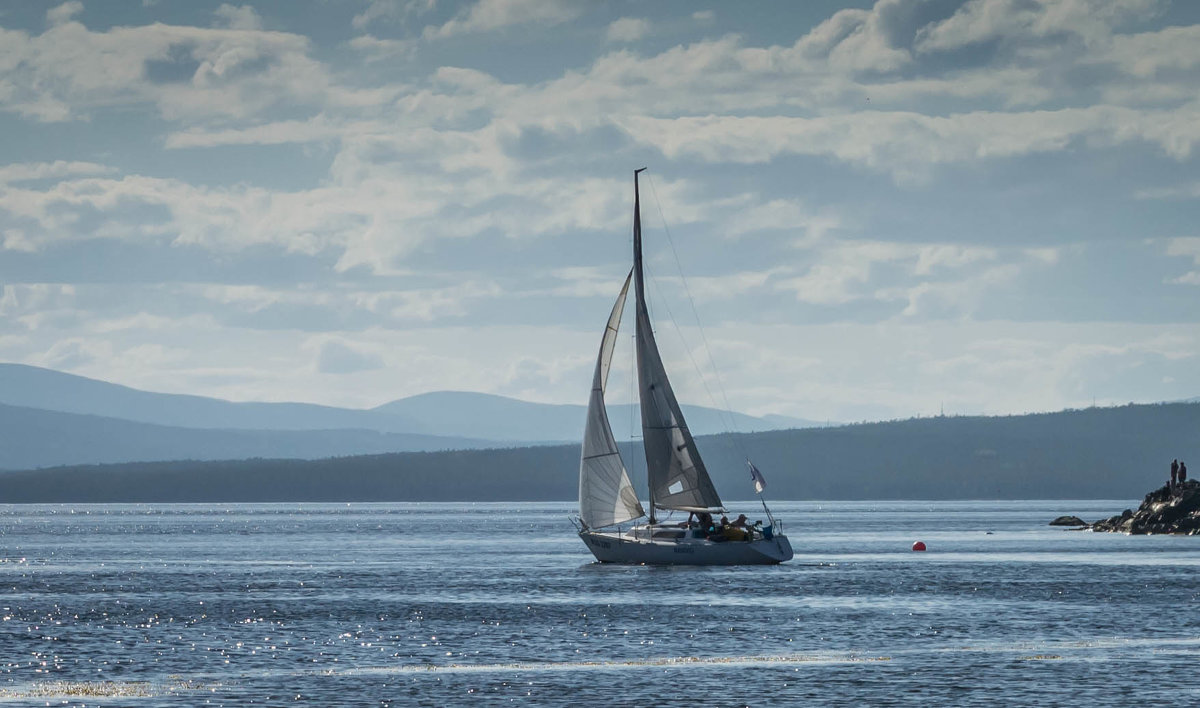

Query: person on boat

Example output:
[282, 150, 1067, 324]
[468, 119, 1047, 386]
[1171, 459, 1179, 488]
[726, 514, 754, 542]
[718, 515, 752, 542]
[705, 515, 729, 541]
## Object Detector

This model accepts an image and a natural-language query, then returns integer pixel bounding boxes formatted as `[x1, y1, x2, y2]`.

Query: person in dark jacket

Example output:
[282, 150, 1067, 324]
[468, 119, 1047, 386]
[1171, 459, 1179, 487]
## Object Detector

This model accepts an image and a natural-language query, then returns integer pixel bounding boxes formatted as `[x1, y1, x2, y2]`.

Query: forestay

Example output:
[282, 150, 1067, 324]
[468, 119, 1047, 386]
[578, 271, 645, 529]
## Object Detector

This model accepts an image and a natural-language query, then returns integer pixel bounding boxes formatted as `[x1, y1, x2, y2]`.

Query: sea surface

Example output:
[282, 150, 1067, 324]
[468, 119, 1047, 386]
[1, 500, 1198, 706]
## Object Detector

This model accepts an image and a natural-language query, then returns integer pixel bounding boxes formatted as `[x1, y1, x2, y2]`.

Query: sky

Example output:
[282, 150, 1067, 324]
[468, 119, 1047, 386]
[1, 0, 1199, 424]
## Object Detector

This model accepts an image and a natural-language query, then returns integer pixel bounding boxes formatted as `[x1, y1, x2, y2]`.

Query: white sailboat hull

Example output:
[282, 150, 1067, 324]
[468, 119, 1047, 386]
[579, 526, 793, 565]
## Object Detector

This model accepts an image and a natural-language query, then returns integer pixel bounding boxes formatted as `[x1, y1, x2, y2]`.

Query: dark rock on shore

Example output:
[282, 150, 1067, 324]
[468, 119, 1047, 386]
[1089, 479, 1200, 534]
[1049, 515, 1087, 526]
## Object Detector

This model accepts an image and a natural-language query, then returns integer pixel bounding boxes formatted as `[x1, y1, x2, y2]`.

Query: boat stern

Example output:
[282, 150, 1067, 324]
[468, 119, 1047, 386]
[760, 533, 793, 563]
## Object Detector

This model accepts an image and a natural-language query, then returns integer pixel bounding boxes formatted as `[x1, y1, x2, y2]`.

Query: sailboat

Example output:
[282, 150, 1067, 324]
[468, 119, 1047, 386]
[575, 169, 794, 565]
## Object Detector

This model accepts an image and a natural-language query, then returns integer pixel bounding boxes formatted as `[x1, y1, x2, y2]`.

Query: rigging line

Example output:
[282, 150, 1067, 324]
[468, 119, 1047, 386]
[643, 256, 728, 438]
[643, 173, 748, 448]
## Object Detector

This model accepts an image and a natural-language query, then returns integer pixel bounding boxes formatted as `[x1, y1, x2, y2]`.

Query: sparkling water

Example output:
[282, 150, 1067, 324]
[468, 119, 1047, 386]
[1, 500, 1197, 705]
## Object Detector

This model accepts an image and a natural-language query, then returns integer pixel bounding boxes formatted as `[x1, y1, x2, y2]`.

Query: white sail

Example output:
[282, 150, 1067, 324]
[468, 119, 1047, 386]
[579, 271, 645, 529]
[631, 170, 724, 516]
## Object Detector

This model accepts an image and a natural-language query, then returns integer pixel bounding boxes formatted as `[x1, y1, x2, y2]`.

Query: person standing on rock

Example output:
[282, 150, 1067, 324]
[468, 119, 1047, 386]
[1181, 461, 1188, 485]
[1172, 459, 1179, 488]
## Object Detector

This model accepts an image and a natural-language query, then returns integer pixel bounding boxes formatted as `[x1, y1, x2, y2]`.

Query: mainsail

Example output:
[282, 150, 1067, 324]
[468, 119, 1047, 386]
[578, 271, 645, 529]
[631, 169, 724, 518]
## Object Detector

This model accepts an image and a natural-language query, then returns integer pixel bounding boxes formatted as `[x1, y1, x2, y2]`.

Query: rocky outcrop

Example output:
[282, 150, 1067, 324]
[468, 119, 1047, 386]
[1088, 479, 1200, 534]
[1049, 515, 1087, 526]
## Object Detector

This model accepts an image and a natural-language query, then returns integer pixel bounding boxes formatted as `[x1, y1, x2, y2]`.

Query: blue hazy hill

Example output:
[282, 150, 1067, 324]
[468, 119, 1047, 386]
[0, 363, 411, 432]
[0, 364, 823, 468]
[0, 402, 492, 470]
[0, 363, 819, 439]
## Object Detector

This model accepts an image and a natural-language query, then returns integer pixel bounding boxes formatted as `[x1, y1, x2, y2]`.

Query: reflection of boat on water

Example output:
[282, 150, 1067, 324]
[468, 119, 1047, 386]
[574, 169, 793, 565]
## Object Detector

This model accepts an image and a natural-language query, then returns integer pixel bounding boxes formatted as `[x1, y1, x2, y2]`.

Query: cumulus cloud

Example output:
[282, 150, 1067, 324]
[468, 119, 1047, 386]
[46, 1, 83, 26]
[213, 4, 263, 31]
[915, 0, 1163, 53]
[0, 15, 394, 124]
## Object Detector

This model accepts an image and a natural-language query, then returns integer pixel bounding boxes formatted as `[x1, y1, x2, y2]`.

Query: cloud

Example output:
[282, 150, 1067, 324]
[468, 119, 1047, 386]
[722, 198, 842, 244]
[913, 244, 997, 275]
[617, 105, 1200, 182]
[46, 1, 83, 26]
[0, 284, 78, 320]
[422, 0, 579, 40]
[42, 337, 110, 370]
[797, 3, 912, 74]
[213, 4, 263, 31]
[915, 0, 1164, 53]
[164, 116, 365, 148]
[0, 15, 394, 124]
[774, 243, 896, 305]
[606, 17, 649, 43]
[0, 173, 356, 254]
[1165, 237, 1200, 285]
[1165, 237, 1200, 263]
[348, 34, 416, 62]
[773, 239, 1042, 316]
[1136, 182, 1200, 200]
[0, 161, 114, 184]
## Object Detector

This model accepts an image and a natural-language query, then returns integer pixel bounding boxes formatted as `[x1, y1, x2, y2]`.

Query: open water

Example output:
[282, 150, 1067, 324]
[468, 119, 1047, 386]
[0, 500, 1198, 706]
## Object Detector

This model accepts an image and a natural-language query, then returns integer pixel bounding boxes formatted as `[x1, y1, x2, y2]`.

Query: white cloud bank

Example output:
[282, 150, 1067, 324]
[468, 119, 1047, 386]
[0, 0, 1197, 419]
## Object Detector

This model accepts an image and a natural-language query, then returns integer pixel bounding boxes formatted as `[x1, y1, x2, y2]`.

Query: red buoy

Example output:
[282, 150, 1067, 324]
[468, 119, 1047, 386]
[912, 541, 927, 552]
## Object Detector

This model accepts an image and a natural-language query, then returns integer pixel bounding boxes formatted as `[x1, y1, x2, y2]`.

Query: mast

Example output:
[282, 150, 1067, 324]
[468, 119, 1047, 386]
[632, 168, 653, 523]
[631, 168, 724, 523]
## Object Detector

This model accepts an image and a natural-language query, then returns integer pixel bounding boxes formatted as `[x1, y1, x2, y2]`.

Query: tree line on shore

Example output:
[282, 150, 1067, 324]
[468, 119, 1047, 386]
[1, 402, 1196, 502]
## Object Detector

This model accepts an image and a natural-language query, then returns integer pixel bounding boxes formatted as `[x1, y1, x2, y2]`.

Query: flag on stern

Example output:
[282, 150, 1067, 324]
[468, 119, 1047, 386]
[747, 460, 767, 494]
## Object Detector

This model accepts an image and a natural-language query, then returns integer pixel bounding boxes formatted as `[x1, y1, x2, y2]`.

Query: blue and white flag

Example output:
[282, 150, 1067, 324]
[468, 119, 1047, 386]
[747, 460, 767, 494]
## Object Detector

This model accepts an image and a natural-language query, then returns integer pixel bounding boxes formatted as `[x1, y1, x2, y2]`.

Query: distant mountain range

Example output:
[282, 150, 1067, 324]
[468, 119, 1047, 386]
[0, 363, 824, 469]
[0, 402, 491, 471]
[2, 401, 1198, 502]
